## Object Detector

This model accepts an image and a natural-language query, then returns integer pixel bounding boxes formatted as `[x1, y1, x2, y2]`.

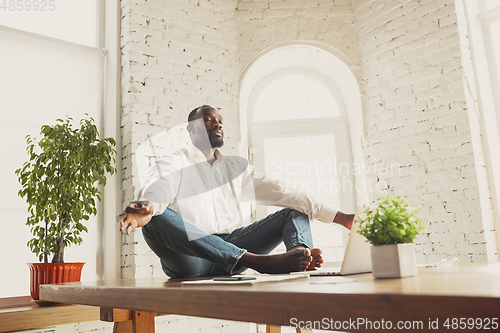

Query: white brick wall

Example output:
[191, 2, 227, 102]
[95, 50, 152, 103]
[352, 0, 494, 263]
[120, 0, 240, 278]
[235, 0, 362, 75]
[120, 0, 243, 331]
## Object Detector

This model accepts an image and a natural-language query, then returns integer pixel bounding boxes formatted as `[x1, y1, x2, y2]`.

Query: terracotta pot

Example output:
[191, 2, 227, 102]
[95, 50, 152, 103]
[28, 262, 85, 300]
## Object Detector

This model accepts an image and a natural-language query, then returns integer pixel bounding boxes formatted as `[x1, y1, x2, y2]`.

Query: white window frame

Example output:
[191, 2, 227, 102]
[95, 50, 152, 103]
[463, 0, 500, 258]
[479, 4, 500, 118]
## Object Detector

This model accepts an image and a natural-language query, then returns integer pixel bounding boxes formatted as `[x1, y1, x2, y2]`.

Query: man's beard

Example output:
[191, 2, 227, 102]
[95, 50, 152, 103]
[209, 135, 224, 148]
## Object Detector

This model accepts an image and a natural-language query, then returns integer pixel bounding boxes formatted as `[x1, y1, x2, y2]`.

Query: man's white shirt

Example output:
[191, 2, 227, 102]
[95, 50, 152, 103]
[139, 144, 338, 235]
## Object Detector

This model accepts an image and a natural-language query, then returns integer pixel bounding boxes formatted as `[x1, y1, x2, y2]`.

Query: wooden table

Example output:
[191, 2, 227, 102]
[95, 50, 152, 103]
[40, 263, 500, 332]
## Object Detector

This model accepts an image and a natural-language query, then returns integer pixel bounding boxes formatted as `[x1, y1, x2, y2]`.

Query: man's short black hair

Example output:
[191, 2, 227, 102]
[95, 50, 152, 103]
[188, 105, 215, 122]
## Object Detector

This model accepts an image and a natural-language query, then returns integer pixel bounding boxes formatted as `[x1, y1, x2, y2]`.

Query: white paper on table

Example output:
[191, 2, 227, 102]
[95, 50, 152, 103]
[181, 274, 309, 286]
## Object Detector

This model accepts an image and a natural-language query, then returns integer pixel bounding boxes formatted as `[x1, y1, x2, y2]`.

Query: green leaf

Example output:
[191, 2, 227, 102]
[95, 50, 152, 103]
[356, 194, 424, 245]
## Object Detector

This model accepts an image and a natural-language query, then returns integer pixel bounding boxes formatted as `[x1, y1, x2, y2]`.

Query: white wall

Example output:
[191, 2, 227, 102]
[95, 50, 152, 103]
[231, 0, 498, 264]
[119, 0, 245, 331]
[235, 0, 361, 76]
[352, 0, 497, 263]
[119, 0, 241, 277]
[0, 26, 105, 297]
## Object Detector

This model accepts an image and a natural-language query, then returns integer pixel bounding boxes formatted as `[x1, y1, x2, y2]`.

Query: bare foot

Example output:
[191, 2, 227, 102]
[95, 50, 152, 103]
[239, 247, 313, 274]
[306, 248, 323, 271]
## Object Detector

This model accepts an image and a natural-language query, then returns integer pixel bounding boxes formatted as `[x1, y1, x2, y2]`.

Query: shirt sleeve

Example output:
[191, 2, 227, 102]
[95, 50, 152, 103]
[138, 152, 183, 216]
[241, 164, 338, 223]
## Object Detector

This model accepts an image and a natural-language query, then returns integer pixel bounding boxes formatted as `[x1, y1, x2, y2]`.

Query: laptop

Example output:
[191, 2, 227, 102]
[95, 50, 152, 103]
[298, 207, 372, 276]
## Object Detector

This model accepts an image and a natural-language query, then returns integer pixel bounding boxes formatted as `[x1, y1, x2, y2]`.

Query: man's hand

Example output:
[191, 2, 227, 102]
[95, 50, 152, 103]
[333, 211, 354, 230]
[119, 201, 154, 235]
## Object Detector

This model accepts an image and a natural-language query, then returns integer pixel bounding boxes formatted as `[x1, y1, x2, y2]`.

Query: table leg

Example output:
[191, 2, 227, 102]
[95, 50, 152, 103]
[101, 308, 164, 333]
[113, 320, 132, 333]
[132, 311, 155, 333]
[266, 325, 281, 333]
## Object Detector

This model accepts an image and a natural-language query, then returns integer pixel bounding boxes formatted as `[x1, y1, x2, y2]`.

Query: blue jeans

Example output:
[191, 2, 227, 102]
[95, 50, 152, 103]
[142, 207, 314, 278]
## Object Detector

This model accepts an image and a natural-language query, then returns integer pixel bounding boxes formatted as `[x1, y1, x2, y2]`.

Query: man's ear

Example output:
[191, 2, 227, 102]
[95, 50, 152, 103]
[187, 123, 193, 133]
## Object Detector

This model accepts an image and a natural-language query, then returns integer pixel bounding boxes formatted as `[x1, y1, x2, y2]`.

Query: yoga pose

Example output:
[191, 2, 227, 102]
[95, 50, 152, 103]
[119, 105, 353, 278]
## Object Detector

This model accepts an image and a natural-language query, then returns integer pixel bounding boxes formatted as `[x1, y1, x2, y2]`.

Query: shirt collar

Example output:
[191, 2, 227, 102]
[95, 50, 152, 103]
[187, 143, 223, 162]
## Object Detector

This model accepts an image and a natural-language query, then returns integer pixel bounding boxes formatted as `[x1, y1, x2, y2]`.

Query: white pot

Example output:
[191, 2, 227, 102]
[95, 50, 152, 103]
[370, 243, 417, 279]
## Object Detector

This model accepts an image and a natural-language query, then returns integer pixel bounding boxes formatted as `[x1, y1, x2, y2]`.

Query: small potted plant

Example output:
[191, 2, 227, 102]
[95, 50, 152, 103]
[356, 194, 424, 279]
[15, 115, 116, 300]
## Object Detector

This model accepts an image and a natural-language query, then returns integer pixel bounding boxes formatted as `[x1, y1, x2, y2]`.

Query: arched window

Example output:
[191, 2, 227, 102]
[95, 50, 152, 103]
[247, 65, 356, 266]
[252, 71, 341, 121]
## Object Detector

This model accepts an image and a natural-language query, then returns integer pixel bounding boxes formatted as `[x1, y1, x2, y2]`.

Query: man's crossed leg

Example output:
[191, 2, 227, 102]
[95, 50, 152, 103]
[141, 207, 323, 278]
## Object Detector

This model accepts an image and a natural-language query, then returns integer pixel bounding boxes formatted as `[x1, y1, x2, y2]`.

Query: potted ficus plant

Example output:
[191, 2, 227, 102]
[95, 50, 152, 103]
[15, 115, 116, 300]
[356, 194, 424, 279]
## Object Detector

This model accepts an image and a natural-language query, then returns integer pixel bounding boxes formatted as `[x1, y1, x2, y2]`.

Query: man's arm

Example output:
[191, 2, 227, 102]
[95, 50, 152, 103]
[138, 153, 182, 216]
[119, 153, 182, 234]
[243, 167, 353, 230]
[333, 211, 354, 230]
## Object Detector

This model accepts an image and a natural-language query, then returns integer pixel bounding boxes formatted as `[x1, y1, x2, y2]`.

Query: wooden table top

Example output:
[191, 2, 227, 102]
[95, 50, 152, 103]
[40, 263, 500, 330]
